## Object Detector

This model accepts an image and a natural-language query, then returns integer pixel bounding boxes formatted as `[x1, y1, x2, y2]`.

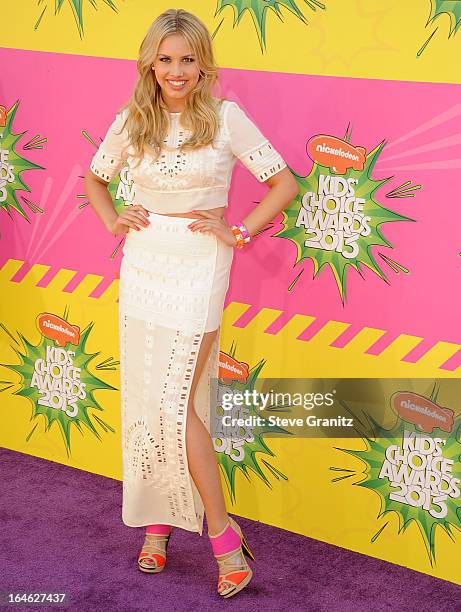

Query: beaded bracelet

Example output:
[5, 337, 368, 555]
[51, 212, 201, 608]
[230, 222, 251, 249]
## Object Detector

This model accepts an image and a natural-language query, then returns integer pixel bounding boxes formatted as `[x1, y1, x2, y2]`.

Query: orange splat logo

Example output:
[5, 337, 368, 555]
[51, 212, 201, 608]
[218, 352, 249, 385]
[391, 391, 455, 434]
[307, 135, 366, 174]
[36, 313, 81, 347]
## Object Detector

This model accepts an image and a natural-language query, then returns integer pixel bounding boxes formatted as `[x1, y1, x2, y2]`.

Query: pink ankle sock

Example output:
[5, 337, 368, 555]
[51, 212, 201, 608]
[208, 521, 241, 556]
[145, 524, 172, 535]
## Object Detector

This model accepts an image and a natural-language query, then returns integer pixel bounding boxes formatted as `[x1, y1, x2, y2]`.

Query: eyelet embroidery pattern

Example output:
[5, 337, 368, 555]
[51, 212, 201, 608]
[158, 120, 187, 177]
[239, 140, 287, 182]
[130, 116, 203, 192]
[90, 148, 124, 182]
[90, 100, 288, 212]
[118, 219, 219, 531]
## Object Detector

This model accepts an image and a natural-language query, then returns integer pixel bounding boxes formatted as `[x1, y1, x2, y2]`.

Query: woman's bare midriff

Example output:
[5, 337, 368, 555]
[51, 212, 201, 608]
[148, 205, 226, 220]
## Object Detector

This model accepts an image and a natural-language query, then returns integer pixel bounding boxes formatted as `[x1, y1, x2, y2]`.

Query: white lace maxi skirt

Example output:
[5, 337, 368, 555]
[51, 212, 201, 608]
[117, 211, 234, 536]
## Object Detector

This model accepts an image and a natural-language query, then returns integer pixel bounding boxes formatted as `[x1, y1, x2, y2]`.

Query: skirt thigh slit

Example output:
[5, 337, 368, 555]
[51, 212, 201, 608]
[117, 214, 232, 536]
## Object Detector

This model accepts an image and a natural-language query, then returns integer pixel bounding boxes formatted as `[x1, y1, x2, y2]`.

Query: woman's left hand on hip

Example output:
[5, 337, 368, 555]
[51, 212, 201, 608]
[187, 210, 237, 247]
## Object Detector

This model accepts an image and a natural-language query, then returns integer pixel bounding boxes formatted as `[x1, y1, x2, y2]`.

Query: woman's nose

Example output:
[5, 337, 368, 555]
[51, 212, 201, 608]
[169, 63, 184, 75]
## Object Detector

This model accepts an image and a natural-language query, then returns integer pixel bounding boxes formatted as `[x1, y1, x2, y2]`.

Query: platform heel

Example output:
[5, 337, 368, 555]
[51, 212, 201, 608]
[137, 525, 172, 573]
[208, 516, 255, 598]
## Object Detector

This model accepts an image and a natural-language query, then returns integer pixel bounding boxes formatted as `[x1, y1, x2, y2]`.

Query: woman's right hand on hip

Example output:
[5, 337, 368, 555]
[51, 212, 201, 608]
[109, 204, 151, 236]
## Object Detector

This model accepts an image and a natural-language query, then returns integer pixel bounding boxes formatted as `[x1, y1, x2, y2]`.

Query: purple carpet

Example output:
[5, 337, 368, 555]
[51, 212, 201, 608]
[0, 447, 459, 611]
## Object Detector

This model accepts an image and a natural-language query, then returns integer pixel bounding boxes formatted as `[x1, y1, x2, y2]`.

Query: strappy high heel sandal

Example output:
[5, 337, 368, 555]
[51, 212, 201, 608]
[209, 515, 256, 598]
[137, 530, 172, 573]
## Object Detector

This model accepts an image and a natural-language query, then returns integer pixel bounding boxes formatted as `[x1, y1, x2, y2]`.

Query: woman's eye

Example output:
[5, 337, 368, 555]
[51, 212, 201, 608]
[159, 58, 194, 62]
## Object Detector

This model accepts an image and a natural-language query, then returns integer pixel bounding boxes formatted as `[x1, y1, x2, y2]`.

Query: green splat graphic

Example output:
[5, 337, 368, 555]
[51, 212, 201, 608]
[0, 101, 45, 220]
[334, 386, 461, 565]
[273, 139, 415, 302]
[418, 0, 461, 55]
[35, 0, 119, 37]
[214, 351, 290, 502]
[106, 168, 134, 212]
[214, 0, 326, 51]
[428, 0, 461, 37]
[3, 320, 116, 455]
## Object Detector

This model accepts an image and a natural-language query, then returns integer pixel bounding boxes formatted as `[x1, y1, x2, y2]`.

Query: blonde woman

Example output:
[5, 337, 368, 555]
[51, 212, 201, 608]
[85, 8, 297, 599]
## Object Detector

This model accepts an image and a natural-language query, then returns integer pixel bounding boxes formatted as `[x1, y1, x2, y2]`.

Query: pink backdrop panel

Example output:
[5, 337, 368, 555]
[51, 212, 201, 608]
[1, 48, 460, 348]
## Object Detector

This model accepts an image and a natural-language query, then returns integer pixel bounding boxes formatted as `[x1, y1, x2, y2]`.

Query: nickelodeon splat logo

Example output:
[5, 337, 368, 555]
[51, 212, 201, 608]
[218, 351, 249, 385]
[274, 128, 417, 301]
[0, 105, 6, 127]
[2, 311, 116, 452]
[31, 313, 88, 419]
[391, 391, 455, 434]
[307, 134, 366, 174]
[37, 313, 81, 347]
[337, 384, 461, 563]
[378, 392, 459, 525]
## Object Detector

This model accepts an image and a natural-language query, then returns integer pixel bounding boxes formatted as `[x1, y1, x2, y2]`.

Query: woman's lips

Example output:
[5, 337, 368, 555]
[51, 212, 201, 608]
[167, 80, 187, 90]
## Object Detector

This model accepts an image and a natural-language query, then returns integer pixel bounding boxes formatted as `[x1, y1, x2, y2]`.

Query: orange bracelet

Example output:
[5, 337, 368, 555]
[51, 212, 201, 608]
[230, 223, 251, 249]
[230, 225, 246, 249]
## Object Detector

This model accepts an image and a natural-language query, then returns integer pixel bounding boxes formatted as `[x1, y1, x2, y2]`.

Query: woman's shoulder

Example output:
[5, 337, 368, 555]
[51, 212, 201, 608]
[214, 97, 238, 107]
[117, 106, 130, 120]
[212, 97, 239, 115]
[216, 99, 248, 131]
[213, 99, 243, 133]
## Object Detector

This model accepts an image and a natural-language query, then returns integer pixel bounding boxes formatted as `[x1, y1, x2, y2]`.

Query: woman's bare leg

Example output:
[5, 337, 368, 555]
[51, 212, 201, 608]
[185, 328, 229, 536]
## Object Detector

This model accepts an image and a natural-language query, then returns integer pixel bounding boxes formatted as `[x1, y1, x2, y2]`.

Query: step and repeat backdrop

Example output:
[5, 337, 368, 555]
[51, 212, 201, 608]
[1, 0, 461, 585]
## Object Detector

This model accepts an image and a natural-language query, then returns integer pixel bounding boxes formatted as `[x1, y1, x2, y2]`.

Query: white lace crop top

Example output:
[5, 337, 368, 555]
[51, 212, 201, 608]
[89, 98, 287, 213]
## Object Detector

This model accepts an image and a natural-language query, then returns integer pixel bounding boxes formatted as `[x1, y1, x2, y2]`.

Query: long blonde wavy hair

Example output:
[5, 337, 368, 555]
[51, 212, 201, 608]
[119, 8, 223, 167]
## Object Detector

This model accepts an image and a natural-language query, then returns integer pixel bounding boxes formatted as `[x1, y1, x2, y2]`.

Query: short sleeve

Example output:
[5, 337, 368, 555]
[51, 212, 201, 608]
[90, 109, 130, 182]
[224, 101, 287, 182]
